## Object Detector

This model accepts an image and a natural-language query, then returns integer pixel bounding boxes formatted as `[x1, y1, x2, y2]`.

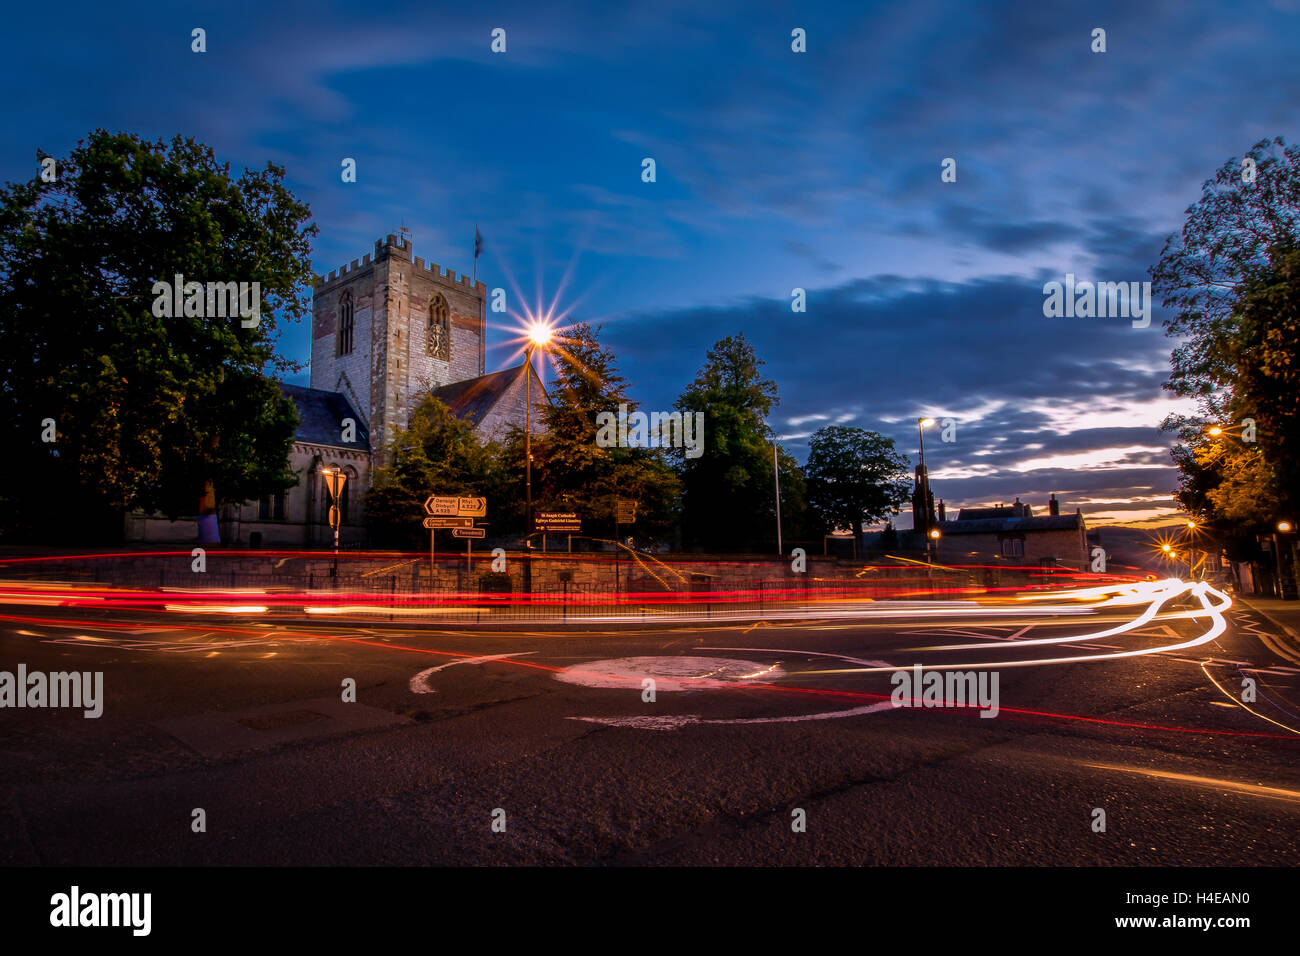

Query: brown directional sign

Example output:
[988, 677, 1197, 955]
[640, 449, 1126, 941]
[423, 517, 473, 529]
[451, 527, 485, 539]
[615, 498, 636, 523]
[424, 495, 487, 517]
[534, 512, 581, 533]
[457, 496, 487, 517]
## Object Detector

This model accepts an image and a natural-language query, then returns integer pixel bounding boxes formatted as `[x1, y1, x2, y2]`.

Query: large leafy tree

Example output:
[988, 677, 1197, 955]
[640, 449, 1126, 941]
[804, 426, 911, 535]
[1224, 244, 1300, 513]
[0, 130, 316, 542]
[515, 322, 679, 543]
[1152, 137, 1300, 402]
[1153, 139, 1300, 543]
[364, 395, 505, 549]
[674, 333, 782, 551]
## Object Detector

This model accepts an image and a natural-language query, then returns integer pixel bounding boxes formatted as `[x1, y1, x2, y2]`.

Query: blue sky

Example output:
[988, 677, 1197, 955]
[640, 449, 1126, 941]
[5, 0, 1299, 525]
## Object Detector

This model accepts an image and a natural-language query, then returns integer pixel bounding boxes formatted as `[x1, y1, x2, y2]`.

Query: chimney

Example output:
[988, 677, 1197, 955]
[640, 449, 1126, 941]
[1049, 493, 1059, 516]
[938, 499, 946, 522]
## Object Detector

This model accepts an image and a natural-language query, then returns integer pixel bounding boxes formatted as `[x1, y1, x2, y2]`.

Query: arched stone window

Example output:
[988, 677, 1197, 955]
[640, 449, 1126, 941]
[338, 291, 355, 356]
[341, 465, 358, 523]
[427, 294, 450, 360]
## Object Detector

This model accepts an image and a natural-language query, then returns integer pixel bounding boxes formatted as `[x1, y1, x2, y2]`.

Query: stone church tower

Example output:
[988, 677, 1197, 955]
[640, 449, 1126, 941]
[310, 234, 486, 468]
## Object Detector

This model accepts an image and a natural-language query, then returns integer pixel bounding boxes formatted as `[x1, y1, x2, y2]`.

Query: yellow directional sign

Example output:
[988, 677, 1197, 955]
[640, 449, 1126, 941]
[423, 495, 487, 517]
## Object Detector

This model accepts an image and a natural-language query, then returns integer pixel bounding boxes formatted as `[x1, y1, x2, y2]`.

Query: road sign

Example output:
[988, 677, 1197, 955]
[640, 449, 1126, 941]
[535, 512, 581, 533]
[451, 527, 485, 539]
[423, 517, 473, 529]
[615, 498, 636, 523]
[458, 496, 487, 517]
[424, 495, 487, 517]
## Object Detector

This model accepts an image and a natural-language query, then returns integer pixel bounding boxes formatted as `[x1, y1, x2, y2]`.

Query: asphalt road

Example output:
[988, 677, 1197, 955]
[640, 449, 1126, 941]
[2, 587, 1299, 866]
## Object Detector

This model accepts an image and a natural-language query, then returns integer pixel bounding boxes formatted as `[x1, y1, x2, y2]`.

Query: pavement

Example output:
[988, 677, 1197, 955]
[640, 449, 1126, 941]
[1235, 594, 1300, 641]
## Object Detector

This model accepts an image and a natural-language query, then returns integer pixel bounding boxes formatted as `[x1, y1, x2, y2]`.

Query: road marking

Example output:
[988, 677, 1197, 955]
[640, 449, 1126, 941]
[700, 646, 891, 668]
[1083, 762, 1300, 804]
[1199, 662, 1300, 736]
[571, 701, 896, 731]
[409, 653, 534, 694]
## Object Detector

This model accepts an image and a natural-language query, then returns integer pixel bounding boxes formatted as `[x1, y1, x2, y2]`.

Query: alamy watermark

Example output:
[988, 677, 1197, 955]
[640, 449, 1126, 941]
[50, 886, 150, 936]
[1, 664, 103, 718]
[1042, 274, 1151, 328]
[891, 665, 999, 718]
[151, 274, 261, 327]
[596, 404, 705, 459]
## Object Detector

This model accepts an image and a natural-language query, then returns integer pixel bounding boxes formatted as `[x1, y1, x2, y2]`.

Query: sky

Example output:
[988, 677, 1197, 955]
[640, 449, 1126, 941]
[4, 0, 1299, 526]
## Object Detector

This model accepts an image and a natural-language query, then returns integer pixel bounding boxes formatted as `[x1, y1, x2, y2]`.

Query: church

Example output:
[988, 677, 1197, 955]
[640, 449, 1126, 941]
[125, 234, 549, 546]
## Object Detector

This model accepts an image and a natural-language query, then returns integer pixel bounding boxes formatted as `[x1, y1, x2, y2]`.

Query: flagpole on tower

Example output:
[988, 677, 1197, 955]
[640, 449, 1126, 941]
[474, 224, 484, 375]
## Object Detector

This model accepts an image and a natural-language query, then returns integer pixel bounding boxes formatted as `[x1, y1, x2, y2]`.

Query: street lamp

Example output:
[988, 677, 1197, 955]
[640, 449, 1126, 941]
[928, 528, 941, 564]
[524, 323, 553, 553]
[1184, 519, 1199, 579]
[916, 417, 936, 547]
[1279, 520, 1293, 534]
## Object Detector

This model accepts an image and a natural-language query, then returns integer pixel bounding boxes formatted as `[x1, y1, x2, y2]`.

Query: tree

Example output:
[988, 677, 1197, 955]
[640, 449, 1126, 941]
[674, 334, 780, 551]
[1154, 138, 1300, 545]
[1224, 243, 1300, 513]
[0, 130, 316, 542]
[804, 426, 911, 535]
[508, 323, 679, 544]
[364, 396, 504, 549]
[1152, 137, 1300, 401]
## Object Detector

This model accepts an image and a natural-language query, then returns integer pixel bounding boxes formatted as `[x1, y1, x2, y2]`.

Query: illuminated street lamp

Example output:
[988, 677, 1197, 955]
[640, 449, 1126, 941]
[1279, 520, 1293, 534]
[1207, 426, 1223, 436]
[321, 466, 347, 574]
[928, 527, 941, 564]
[1184, 518, 1200, 579]
[524, 323, 553, 551]
[916, 417, 937, 547]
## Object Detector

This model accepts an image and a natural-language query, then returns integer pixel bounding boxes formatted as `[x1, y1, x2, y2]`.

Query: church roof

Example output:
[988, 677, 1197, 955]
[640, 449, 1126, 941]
[280, 383, 369, 449]
[429, 364, 547, 427]
[936, 515, 1084, 534]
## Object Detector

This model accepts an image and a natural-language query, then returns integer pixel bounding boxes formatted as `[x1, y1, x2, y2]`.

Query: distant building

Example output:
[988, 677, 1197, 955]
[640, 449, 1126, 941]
[934, 493, 1089, 569]
[126, 234, 549, 546]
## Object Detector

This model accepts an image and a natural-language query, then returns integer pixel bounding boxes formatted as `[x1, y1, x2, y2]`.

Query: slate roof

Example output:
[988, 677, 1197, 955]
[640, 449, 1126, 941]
[280, 383, 369, 449]
[429, 364, 546, 427]
[937, 515, 1084, 534]
[957, 505, 1032, 520]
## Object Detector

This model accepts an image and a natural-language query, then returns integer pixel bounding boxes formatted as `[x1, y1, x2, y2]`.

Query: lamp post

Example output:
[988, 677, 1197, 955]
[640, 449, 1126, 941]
[928, 527, 941, 565]
[1278, 520, 1296, 600]
[917, 417, 936, 551]
[523, 324, 552, 592]
[321, 466, 347, 576]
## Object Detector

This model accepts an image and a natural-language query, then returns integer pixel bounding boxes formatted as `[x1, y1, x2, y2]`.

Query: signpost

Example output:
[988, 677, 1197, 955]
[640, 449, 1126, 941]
[424, 495, 486, 517]
[423, 495, 488, 580]
[534, 512, 582, 533]
[423, 517, 473, 529]
[322, 467, 348, 576]
[613, 499, 636, 592]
